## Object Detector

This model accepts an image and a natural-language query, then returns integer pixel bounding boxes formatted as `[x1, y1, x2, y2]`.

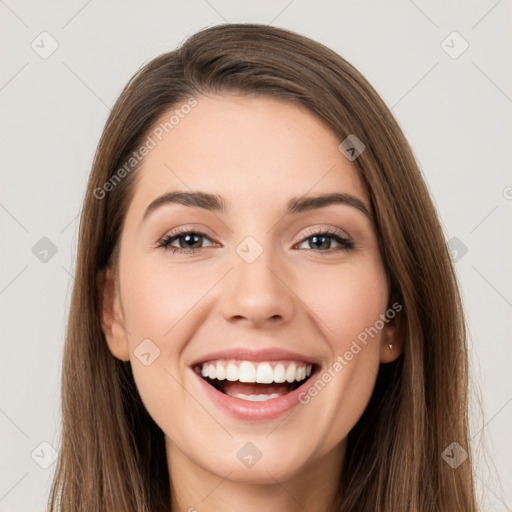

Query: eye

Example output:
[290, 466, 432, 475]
[157, 228, 217, 255]
[157, 227, 354, 255]
[295, 228, 354, 252]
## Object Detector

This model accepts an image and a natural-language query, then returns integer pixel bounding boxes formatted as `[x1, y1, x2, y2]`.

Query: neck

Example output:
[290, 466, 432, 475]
[166, 437, 345, 512]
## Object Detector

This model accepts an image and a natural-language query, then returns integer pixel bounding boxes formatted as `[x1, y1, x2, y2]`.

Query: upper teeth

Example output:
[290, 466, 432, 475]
[199, 360, 312, 384]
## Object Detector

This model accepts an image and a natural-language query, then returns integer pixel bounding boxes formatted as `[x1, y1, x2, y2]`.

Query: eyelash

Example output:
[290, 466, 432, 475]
[157, 227, 354, 255]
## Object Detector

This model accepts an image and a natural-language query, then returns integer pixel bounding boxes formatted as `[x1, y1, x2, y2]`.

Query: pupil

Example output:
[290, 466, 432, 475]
[311, 235, 329, 250]
[182, 234, 201, 248]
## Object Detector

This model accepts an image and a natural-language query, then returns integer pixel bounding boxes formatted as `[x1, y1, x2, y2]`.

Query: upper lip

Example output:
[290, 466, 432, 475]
[190, 347, 320, 367]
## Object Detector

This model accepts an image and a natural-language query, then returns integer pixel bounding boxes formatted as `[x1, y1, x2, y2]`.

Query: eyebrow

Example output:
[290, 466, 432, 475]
[141, 190, 373, 223]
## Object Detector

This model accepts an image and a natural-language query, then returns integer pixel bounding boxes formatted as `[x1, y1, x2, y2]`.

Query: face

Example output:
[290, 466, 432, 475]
[101, 93, 399, 485]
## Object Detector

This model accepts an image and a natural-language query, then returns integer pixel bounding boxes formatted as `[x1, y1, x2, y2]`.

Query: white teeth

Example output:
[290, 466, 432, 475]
[273, 363, 286, 383]
[232, 393, 281, 401]
[215, 362, 225, 380]
[238, 361, 256, 382]
[198, 360, 313, 384]
[256, 363, 274, 383]
[225, 363, 239, 381]
[285, 362, 297, 383]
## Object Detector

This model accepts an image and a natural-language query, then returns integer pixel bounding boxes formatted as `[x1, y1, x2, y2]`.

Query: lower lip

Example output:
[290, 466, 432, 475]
[192, 369, 316, 421]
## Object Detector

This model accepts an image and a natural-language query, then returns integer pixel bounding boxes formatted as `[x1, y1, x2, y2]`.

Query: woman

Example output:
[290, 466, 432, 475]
[48, 23, 478, 511]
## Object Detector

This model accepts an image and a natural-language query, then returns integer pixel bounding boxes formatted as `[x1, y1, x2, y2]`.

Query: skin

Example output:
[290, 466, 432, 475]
[100, 94, 401, 512]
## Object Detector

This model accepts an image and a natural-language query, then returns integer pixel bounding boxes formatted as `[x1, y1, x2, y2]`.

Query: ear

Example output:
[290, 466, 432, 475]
[379, 315, 403, 364]
[97, 267, 130, 362]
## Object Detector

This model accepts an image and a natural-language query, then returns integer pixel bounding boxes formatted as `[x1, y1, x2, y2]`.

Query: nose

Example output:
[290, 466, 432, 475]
[220, 247, 295, 328]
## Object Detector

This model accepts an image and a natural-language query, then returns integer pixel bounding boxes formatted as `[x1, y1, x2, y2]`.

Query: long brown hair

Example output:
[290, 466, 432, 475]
[48, 23, 478, 511]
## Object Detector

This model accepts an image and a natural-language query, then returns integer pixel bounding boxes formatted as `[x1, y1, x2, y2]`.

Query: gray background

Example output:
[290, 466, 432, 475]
[1, 1, 511, 510]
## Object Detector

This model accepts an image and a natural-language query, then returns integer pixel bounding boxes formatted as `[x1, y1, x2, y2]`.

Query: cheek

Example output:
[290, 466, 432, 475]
[118, 256, 207, 429]
[120, 254, 214, 345]
[298, 258, 389, 353]
[118, 256, 219, 414]
[293, 262, 389, 442]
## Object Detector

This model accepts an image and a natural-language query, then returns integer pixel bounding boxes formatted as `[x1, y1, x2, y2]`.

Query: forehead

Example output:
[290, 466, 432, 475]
[127, 93, 369, 220]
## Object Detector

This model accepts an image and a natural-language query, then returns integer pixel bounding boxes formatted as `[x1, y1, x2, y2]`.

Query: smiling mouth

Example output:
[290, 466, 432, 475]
[193, 360, 315, 402]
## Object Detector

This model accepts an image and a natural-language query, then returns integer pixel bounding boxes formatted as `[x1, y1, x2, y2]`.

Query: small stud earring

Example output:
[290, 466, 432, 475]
[388, 343, 393, 350]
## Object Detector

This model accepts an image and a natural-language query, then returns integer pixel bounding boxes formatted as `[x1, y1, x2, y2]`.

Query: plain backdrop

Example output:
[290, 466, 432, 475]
[1, 1, 511, 510]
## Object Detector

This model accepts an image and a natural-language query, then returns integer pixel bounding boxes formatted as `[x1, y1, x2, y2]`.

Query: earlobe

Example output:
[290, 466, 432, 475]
[97, 268, 130, 362]
[379, 321, 402, 363]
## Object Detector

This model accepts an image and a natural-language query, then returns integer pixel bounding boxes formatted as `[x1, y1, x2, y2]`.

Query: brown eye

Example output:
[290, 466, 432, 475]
[297, 230, 354, 252]
[158, 230, 216, 254]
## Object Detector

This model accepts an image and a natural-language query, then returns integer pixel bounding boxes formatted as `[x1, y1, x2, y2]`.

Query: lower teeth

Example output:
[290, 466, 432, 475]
[230, 393, 282, 402]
